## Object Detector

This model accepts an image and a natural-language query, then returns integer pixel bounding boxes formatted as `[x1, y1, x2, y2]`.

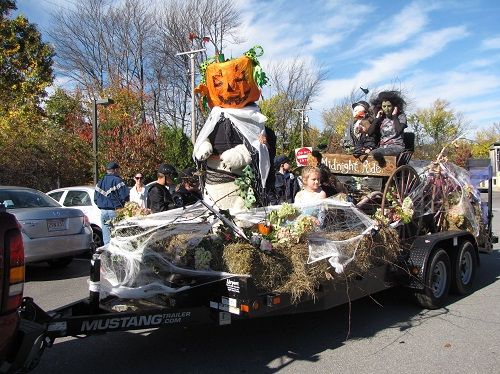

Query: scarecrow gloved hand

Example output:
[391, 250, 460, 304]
[220, 144, 251, 170]
[194, 139, 213, 161]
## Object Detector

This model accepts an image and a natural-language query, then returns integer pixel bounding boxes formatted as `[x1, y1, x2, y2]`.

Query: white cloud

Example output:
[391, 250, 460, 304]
[316, 26, 469, 106]
[344, 1, 436, 57]
[325, 3, 374, 30]
[403, 69, 500, 131]
[481, 36, 500, 50]
[305, 33, 343, 51]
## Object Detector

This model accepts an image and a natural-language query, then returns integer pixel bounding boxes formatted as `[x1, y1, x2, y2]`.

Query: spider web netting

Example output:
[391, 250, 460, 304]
[391, 161, 483, 238]
[235, 200, 376, 273]
[99, 199, 377, 299]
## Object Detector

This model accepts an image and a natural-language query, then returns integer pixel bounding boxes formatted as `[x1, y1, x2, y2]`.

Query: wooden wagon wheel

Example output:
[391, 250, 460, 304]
[380, 165, 421, 243]
[418, 162, 455, 234]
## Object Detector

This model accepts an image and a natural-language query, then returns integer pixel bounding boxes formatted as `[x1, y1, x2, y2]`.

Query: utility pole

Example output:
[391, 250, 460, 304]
[292, 107, 311, 147]
[176, 48, 206, 144]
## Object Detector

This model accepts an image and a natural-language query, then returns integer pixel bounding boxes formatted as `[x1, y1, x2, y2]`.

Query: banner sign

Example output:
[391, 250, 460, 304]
[322, 154, 397, 177]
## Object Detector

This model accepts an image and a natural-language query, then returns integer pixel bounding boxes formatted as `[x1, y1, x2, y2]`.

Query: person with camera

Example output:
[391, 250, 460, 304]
[172, 167, 202, 208]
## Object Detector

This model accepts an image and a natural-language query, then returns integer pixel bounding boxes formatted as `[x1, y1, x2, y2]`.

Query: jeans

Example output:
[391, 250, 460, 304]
[100, 209, 116, 245]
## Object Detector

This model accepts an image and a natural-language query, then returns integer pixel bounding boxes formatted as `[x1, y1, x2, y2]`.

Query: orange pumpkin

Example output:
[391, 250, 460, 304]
[195, 56, 261, 109]
[257, 222, 272, 236]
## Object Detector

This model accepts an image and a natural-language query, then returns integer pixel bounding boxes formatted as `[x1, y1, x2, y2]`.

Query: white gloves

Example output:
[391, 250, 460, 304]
[194, 139, 213, 161]
[220, 144, 252, 170]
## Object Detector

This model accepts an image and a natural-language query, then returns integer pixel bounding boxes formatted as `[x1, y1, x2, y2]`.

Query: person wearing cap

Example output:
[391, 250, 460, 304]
[161, 164, 178, 195]
[342, 100, 377, 155]
[271, 155, 300, 205]
[94, 161, 130, 245]
[147, 164, 176, 213]
[350, 100, 377, 157]
[172, 167, 202, 207]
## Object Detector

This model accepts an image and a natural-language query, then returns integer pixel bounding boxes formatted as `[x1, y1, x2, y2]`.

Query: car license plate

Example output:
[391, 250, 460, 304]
[47, 218, 66, 231]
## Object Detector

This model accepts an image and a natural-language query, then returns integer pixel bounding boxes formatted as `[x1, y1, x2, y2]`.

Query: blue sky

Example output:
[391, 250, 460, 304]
[15, 0, 500, 134]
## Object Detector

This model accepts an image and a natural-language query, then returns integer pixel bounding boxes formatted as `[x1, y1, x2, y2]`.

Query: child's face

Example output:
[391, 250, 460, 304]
[305, 172, 321, 191]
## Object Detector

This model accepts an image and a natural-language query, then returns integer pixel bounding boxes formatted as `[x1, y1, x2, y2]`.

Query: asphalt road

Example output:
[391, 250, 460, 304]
[25, 193, 500, 374]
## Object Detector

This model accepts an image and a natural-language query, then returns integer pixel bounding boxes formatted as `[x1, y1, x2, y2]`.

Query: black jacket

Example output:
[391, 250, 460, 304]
[147, 183, 175, 213]
[173, 186, 202, 207]
[271, 171, 300, 204]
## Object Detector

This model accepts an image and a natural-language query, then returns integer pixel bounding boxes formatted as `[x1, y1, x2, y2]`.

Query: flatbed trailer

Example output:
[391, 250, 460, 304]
[3, 149, 497, 373]
[5, 228, 483, 373]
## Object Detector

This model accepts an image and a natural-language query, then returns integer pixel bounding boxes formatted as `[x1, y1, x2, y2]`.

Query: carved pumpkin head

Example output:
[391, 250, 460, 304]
[196, 56, 260, 109]
[195, 46, 268, 110]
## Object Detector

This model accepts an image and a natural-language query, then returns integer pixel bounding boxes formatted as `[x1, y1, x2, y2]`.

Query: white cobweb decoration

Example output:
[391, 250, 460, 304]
[234, 199, 376, 274]
[99, 199, 378, 300]
[99, 202, 234, 299]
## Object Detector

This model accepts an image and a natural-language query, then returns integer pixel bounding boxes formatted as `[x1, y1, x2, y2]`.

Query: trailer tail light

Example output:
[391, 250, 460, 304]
[266, 294, 281, 307]
[4, 228, 25, 312]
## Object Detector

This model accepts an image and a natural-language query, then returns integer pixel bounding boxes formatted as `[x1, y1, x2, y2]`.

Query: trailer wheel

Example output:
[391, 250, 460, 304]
[380, 165, 421, 244]
[451, 240, 476, 295]
[415, 249, 451, 309]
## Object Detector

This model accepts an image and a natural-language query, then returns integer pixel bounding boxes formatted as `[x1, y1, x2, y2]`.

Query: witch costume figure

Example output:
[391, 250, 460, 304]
[368, 91, 407, 156]
[193, 46, 273, 213]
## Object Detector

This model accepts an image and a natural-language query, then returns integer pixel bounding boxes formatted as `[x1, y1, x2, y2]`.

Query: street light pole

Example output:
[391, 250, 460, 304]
[92, 97, 114, 185]
[176, 48, 206, 144]
[92, 99, 98, 185]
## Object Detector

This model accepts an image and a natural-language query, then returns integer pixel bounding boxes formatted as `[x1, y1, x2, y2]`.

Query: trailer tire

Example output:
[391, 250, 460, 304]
[414, 249, 451, 309]
[451, 240, 476, 295]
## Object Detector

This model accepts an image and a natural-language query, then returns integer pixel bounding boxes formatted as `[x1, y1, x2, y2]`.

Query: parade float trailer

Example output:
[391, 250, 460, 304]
[2, 146, 497, 373]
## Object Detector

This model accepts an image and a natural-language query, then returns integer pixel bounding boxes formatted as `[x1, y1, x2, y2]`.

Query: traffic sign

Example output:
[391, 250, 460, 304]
[295, 147, 312, 166]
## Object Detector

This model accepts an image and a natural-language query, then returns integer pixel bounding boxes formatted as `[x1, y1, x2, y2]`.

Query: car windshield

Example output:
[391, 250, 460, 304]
[0, 189, 61, 209]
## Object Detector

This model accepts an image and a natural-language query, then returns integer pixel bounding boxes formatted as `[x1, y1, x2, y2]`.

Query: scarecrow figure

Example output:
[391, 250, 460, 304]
[193, 46, 273, 213]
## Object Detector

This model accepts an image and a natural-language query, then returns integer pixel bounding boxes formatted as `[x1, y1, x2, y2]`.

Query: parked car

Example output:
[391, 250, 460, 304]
[47, 186, 104, 247]
[0, 186, 93, 267]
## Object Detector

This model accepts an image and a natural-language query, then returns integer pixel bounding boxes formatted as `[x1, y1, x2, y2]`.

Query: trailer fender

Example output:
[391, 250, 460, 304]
[407, 231, 478, 290]
[0, 319, 48, 374]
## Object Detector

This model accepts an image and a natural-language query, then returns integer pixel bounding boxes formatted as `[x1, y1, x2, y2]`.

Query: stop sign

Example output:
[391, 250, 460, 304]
[295, 147, 312, 166]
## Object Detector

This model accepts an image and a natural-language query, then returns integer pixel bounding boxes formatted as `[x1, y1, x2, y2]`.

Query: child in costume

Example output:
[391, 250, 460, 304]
[350, 100, 377, 157]
[294, 166, 327, 205]
[193, 46, 273, 213]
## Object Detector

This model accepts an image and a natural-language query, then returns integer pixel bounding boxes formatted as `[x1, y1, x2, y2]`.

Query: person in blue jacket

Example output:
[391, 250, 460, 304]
[94, 161, 129, 245]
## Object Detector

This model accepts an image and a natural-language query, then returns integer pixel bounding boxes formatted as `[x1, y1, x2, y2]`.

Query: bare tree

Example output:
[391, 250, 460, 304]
[49, 0, 243, 136]
[153, 0, 242, 135]
[265, 57, 326, 149]
[49, 0, 112, 91]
